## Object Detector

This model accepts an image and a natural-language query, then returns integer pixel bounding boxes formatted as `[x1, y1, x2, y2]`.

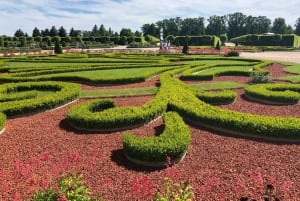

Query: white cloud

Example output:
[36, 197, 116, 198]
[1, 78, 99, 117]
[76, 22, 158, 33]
[0, 0, 299, 36]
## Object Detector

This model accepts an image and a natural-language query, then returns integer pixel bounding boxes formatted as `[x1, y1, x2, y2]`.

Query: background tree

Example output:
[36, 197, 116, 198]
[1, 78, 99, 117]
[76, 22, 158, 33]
[180, 17, 205, 35]
[41, 28, 50, 37]
[32, 27, 41, 37]
[157, 17, 182, 37]
[272, 17, 287, 34]
[108, 27, 114, 36]
[58, 26, 67, 37]
[227, 12, 247, 39]
[0, 37, 4, 47]
[14, 29, 25, 37]
[206, 15, 227, 36]
[69, 28, 81, 37]
[19, 36, 26, 47]
[134, 31, 142, 37]
[91, 24, 98, 36]
[141, 23, 159, 38]
[49, 26, 58, 37]
[253, 16, 271, 33]
[99, 24, 108, 36]
[286, 25, 294, 34]
[295, 17, 300, 35]
[120, 28, 133, 37]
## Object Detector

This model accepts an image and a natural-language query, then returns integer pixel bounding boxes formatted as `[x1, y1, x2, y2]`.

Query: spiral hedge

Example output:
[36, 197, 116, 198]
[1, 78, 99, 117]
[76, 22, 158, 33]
[0, 81, 80, 131]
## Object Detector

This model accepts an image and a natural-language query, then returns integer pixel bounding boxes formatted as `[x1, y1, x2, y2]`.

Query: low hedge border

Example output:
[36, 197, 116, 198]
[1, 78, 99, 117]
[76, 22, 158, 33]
[195, 89, 237, 105]
[180, 61, 272, 81]
[244, 83, 300, 104]
[123, 111, 191, 164]
[0, 81, 80, 117]
[67, 98, 167, 132]
[184, 118, 300, 144]
[0, 113, 6, 133]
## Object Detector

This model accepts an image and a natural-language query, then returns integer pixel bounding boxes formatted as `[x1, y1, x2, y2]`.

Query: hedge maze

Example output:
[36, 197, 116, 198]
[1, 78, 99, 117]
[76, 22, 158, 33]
[1, 53, 300, 165]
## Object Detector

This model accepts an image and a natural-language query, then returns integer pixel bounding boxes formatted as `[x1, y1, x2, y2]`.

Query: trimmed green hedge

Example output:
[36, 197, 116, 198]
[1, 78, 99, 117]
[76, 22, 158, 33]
[195, 89, 237, 105]
[230, 34, 300, 47]
[0, 90, 38, 102]
[0, 113, 5, 131]
[174, 35, 220, 47]
[180, 61, 272, 81]
[245, 83, 300, 104]
[123, 111, 191, 162]
[67, 95, 167, 131]
[165, 76, 300, 139]
[0, 81, 80, 117]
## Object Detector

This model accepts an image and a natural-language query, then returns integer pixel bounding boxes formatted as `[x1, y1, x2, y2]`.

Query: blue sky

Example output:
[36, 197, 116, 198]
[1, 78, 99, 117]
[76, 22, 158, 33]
[0, 0, 299, 36]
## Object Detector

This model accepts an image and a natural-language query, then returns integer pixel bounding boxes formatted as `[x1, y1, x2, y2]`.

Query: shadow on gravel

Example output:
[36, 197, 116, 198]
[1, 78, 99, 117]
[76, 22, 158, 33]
[110, 149, 166, 172]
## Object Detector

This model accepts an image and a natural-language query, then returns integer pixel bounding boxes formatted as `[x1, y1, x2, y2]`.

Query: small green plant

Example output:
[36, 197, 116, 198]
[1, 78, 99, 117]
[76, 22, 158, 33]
[31, 189, 58, 201]
[153, 177, 194, 201]
[250, 71, 270, 83]
[31, 174, 103, 201]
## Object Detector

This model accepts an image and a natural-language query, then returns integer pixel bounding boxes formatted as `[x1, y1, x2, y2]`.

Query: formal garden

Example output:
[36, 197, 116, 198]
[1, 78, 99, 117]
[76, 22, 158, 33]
[0, 51, 299, 200]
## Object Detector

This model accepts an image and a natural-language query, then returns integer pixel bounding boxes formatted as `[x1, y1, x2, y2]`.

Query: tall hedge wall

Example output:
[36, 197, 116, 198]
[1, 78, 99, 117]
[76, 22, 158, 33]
[174, 35, 220, 47]
[230, 34, 300, 47]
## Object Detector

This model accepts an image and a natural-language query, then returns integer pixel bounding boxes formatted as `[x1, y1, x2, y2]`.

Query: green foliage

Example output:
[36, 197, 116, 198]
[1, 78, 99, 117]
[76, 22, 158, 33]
[230, 34, 300, 47]
[182, 44, 189, 54]
[31, 174, 102, 201]
[31, 189, 58, 201]
[195, 89, 237, 105]
[0, 112, 6, 131]
[67, 93, 167, 131]
[59, 174, 94, 201]
[0, 81, 80, 117]
[153, 178, 194, 201]
[175, 35, 220, 47]
[123, 112, 191, 162]
[225, 51, 239, 57]
[219, 34, 228, 45]
[245, 83, 300, 104]
[250, 71, 270, 83]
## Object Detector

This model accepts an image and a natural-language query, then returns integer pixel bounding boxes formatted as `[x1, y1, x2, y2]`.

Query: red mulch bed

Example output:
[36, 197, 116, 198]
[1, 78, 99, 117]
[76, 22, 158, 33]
[0, 63, 299, 200]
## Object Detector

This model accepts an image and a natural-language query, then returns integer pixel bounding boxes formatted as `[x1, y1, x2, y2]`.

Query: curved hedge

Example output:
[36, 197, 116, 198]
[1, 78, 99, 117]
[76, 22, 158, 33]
[245, 83, 300, 104]
[123, 111, 191, 163]
[0, 81, 80, 117]
[67, 70, 300, 141]
[166, 78, 300, 140]
[67, 97, 167, 132]
[195, 89, 237, 105]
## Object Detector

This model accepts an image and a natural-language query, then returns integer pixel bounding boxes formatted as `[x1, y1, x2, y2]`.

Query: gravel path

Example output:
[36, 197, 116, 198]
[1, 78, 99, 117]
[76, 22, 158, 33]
[0, 63, 299, 200]
[240, 51, 300, 64]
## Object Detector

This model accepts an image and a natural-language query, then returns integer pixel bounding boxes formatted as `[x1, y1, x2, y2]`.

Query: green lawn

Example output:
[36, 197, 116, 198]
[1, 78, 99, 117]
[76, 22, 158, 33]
[281, 64, 300, 83]
[28, 67, 174, 79]
[192, 66, 252, 75]
[80, 87, 158, 98]
[191, 81, 245, 90]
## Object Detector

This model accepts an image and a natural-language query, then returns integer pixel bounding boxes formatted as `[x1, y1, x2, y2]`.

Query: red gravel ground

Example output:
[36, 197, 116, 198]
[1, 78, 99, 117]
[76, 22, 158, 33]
[0, 63, 299, 200]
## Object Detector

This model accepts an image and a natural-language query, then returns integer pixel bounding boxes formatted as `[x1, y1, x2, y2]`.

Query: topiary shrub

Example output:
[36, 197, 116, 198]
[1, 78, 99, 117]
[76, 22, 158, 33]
[182, 44, 189, 54]
[225, 50, 239, 57]
[250, 71, 270, 83]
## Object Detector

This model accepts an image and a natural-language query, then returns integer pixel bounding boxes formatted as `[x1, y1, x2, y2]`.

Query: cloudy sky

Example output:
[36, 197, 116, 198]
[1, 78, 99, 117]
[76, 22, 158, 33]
[0, 0, 299, 36]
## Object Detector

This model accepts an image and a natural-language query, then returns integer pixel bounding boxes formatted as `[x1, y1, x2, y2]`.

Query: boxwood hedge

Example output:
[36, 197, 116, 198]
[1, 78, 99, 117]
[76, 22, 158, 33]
[0, 81, 80, 117]
[123, 111, 191, 163]
[245, 83, 300, 104]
